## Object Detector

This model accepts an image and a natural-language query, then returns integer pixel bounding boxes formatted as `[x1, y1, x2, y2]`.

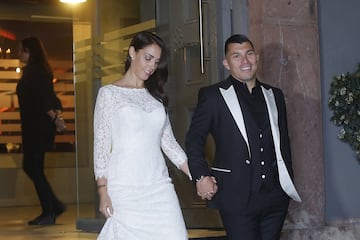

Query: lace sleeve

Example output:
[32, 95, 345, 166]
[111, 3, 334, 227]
[93, 87, 112, 180]
[161, 115, 187, 168]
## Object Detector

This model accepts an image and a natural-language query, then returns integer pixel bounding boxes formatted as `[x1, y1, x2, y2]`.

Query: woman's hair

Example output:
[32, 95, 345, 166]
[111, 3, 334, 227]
[125, 31, 168, 107]
[21, 36, 52, 75]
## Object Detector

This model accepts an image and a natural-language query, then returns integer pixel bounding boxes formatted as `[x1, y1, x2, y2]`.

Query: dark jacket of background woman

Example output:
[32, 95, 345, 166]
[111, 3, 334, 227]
[16, 61, 60, 152]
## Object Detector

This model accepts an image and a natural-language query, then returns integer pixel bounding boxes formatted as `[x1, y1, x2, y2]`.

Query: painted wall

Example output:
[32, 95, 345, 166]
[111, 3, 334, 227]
[318, 0, 360, 223]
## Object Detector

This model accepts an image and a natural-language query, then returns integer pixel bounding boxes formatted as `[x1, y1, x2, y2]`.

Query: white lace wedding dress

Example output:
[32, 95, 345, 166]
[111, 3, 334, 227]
[93, 84, 190, 240]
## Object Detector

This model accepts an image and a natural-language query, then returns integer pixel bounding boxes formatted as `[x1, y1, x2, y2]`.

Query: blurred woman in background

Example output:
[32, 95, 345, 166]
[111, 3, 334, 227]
[17, 36, 66, 225]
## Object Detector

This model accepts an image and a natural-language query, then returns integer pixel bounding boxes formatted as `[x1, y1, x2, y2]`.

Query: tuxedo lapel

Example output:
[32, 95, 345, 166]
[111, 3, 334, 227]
[219, 85, 251, 157]
[261, 86, 301, 202]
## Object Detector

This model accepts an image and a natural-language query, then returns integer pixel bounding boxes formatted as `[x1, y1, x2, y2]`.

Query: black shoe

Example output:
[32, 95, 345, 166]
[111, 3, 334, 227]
[28, 214, 55, 225]
[53, 203, 67, 218]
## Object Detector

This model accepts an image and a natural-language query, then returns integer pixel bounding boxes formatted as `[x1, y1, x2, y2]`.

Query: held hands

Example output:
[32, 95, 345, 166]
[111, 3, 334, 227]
[196, 176, 218, 200]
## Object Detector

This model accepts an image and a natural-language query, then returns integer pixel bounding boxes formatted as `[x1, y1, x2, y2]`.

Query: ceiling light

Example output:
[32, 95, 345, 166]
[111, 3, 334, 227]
[59, 0, 87, 3]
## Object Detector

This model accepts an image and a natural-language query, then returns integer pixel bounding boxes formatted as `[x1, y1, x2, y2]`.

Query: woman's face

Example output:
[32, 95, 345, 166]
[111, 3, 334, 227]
[129, 43, 162, 81]
[18, 43, 29, 64]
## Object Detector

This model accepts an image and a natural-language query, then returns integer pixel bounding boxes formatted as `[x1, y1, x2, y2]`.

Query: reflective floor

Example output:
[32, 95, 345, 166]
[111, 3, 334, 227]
[0, 204, 226, 239]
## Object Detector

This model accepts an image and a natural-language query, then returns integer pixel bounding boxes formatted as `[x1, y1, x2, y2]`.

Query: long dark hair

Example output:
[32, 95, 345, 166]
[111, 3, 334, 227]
[125, 31, 168, 107]
[21, 36, 53, 76]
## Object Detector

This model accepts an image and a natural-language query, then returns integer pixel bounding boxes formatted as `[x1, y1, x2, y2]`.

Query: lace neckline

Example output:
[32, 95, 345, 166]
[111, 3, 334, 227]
[111, 84, 146, 91]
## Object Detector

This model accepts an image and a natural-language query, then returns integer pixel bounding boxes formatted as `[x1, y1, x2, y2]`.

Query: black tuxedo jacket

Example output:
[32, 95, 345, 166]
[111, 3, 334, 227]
[186, 77, 294, 212]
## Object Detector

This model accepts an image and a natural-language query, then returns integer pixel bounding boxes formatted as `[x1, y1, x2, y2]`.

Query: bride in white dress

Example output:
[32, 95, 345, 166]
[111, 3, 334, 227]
[93, 31, 192, 240]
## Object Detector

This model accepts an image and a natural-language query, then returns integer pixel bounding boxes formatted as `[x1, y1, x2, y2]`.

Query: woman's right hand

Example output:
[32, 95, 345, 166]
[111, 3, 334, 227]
[99, 189, 113, 218]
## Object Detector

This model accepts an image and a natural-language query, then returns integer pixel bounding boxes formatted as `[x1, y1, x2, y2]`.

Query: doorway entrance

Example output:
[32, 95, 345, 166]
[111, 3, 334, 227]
[75, 0, 248, 232]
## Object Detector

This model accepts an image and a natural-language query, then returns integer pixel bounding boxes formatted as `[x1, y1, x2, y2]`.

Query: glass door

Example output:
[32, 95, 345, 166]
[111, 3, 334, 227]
[74, 0, 157, 232]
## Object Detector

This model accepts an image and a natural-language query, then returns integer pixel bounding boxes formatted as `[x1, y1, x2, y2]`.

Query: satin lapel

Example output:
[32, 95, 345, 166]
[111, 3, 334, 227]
[261, 86, 301, 202]
[219, 86, 251, 157]
[261, 87, 280, 143]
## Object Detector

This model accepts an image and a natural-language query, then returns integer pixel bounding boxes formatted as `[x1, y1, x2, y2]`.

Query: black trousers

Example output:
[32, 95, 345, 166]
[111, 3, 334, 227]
[22, 150, 61, 215]
[220, 188, 289, 240]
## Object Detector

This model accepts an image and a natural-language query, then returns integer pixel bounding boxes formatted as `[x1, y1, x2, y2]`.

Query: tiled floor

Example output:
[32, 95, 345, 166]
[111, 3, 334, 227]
[0, 204, 226, 239]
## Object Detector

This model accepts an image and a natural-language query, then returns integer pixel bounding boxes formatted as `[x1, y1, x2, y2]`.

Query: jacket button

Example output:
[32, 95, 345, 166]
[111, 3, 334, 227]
[261, 174, 266, 179]
[245, 160, 251, 165]
[260, 161, 265, 166]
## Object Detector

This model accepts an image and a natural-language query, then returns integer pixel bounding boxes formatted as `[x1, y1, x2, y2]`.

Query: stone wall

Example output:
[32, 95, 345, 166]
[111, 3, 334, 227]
[249, 0, 324, 230]
[248, 1, 360, 239]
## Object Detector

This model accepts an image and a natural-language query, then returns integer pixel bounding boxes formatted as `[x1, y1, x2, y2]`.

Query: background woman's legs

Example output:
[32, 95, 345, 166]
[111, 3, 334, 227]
[22, 151, 65, 225]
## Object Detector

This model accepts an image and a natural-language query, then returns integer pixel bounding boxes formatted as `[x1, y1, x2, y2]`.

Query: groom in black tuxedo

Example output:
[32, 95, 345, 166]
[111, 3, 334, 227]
[186, 34, 301, 240]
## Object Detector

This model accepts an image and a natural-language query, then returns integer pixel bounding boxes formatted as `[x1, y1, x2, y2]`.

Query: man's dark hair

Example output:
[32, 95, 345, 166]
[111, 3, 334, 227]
[224, 34, 255, 54]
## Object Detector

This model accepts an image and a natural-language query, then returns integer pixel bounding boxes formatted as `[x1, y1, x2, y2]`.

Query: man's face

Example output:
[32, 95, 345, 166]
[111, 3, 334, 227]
[223, 42, 258, 84]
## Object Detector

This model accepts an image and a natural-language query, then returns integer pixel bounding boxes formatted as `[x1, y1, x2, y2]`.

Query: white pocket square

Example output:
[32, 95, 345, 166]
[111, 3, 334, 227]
[211, 167, 231, 173]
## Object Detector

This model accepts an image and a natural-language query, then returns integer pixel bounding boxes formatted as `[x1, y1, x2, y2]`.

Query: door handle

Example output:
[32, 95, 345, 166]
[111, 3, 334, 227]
[198, 0, 205, 74]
